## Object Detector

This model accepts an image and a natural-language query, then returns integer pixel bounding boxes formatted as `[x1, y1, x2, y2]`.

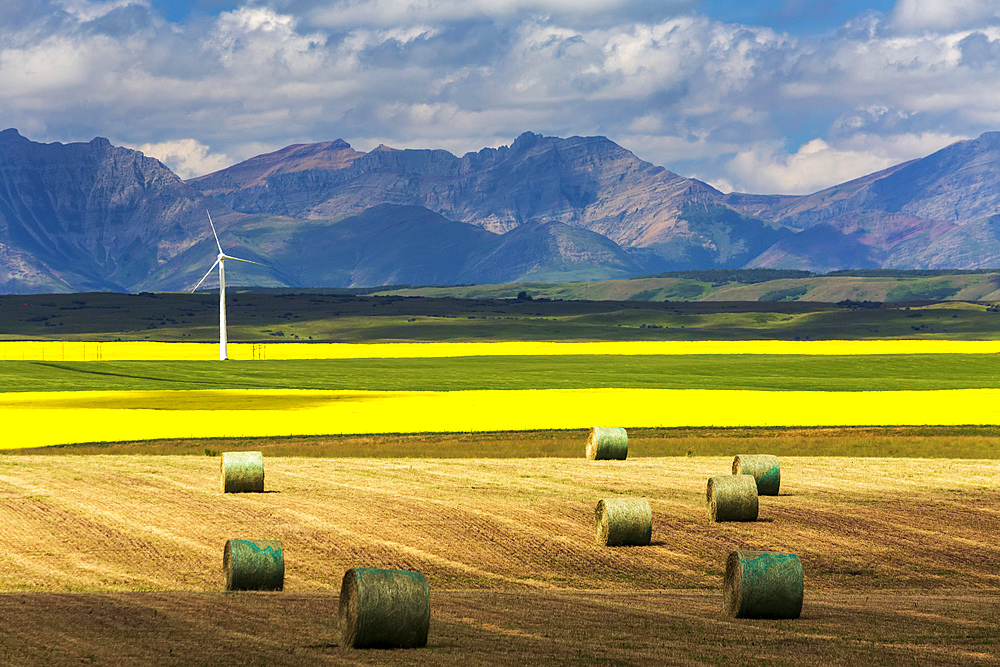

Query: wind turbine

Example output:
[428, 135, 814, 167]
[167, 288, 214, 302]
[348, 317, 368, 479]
[192, 211, 265, 360]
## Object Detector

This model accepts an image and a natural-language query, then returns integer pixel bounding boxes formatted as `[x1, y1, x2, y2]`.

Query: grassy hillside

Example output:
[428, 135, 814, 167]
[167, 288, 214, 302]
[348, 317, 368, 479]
[379, 270, 1000, 303]
[2, 292, 999, 341]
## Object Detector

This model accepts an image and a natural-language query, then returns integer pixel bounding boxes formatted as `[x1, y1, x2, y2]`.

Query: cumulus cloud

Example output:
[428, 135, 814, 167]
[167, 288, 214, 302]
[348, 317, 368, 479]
[131, 138, 233, 178]
[725, 131, 962, 195]
[891, 0, 1000, 33]
[727, 139, 890, 194]
[1, 0, 1000, 194]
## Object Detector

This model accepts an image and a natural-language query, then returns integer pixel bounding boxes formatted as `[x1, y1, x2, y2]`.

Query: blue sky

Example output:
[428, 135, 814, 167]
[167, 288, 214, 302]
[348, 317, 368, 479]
[150, 0, 238, 22]
[2, 1, 999, 193]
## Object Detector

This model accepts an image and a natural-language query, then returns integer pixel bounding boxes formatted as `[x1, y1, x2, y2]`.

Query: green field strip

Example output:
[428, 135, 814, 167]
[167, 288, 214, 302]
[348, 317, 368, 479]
[2, 353, 999, 393]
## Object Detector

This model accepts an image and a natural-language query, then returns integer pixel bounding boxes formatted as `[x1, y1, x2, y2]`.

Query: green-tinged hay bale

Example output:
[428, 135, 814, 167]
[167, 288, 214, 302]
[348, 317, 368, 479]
[221, 451, 264, 493]
[223, 539, 284, 591]
[339, 567, 430, 649]
[724, 550, 803, 619]
[595, 498, 652, 546]
[586, 426, 628, 460]
[706, 475, 758, 522]
[733, 454, 780, 495]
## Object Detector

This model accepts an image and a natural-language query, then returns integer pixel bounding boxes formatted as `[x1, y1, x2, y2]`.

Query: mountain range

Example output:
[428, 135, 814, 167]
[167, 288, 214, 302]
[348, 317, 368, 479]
[2, 127, 1000, 293]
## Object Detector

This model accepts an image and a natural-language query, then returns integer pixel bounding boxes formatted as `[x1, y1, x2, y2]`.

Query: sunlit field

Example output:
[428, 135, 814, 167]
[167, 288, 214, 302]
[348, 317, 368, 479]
[3, 339, 1000, 361]
[2, 339, 1000, 448]
[0, 455, 997, 662]
[3, 387, 1000, 449]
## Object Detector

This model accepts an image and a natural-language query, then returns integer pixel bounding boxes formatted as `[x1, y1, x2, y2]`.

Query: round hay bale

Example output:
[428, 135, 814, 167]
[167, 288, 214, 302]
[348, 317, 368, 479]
[732, 454, 780, 495]
[221, 451, 264, 493]
[706, 475, 758, 522]
[586, 426, 628, 460]
[339, 567, 430, 649]
[724, 550, 803, 619]
[223, 539, 284, 591]
[595, 498, 652, 546]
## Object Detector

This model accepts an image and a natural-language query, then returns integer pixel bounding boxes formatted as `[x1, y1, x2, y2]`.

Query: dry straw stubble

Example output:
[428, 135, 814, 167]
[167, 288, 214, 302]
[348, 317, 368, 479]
[339, 567, 430, 649]
[724, 550, 803, 619]
[733, 454, 780, 495]
[221, 451, 264, 493]
[595, 498, 652, 546]
[706, 475, 758, 522]
[586, 426, 628, 460]
[223, 539, 284, 591]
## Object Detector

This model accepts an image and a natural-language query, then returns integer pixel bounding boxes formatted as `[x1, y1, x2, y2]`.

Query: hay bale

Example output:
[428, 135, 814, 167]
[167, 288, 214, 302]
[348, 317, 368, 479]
[221, 451, 264, 493]
[223, 539, 284, 591]
[724, 550, 803, 619]
[586, 426, 628, 460]
[339, 567, 430, 649]
[595, 498, 652, 546]
[732, 454, 780, 495]
[706, 475, 758, 522]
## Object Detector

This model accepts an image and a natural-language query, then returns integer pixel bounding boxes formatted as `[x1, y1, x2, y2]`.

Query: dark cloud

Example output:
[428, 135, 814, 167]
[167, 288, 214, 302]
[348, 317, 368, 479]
[959, 32, 1000, 68]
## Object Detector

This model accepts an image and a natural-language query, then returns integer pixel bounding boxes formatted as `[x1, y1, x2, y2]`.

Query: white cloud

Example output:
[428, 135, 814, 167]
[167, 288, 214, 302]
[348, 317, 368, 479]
[725, 132, 963, 195]
[892, 0, 1000, 33]
[2, 1, 1000, 196]
[132, 139, 233, 178]
[54, 0, 149, 22]
[727, 139, 881, 195]
[210, 7, 327, 71]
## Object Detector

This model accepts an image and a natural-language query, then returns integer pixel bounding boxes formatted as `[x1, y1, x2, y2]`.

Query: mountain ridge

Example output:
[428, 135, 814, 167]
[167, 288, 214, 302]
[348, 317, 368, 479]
[2, 128, 1000, 293]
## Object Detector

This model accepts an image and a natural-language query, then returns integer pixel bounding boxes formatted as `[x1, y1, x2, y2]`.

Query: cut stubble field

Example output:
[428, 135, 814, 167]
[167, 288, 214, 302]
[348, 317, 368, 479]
[0, 455, 997, 664]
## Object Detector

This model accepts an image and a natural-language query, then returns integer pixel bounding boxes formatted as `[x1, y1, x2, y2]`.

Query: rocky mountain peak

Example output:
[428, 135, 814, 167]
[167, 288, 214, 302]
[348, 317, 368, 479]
[7, 127, 1000, 293]
[0, 131, 215, 291]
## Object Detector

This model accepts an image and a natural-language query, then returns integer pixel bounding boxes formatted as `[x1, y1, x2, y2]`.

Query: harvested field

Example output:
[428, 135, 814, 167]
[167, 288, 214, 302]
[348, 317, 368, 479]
[0, 590, 996, 665]
[0, 456, 997, 592]
[0, 455, 997, 663]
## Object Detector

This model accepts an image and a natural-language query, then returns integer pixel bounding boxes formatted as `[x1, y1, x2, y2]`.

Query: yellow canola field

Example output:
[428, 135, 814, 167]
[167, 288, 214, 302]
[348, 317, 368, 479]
[3, 339, 1000, 361]
[3, 388, 1000, 449]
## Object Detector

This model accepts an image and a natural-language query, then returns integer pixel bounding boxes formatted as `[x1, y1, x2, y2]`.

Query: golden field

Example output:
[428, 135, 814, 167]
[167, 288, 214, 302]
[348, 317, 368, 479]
[3, 387, 1000, 449]
[4, 339, 1000, 361]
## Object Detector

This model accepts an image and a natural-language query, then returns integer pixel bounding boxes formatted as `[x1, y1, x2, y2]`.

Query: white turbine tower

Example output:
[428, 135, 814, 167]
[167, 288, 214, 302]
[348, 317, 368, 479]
[192, 212, 265, 361]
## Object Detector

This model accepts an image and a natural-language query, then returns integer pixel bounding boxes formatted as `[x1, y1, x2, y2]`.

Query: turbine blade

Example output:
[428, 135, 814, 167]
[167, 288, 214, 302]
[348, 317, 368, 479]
[207, 210, 223, 254]
[223, 254, 267, 267]
[191, 258, 221, 292]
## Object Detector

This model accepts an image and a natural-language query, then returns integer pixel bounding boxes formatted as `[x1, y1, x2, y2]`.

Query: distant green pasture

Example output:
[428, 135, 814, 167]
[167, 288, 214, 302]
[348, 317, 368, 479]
[2, 353, 999, 393]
